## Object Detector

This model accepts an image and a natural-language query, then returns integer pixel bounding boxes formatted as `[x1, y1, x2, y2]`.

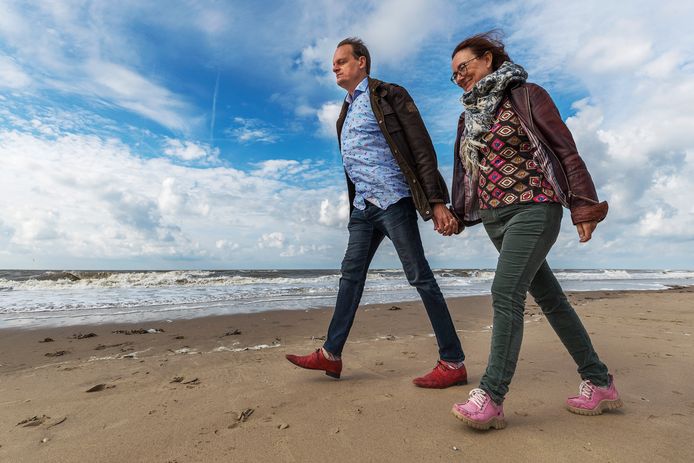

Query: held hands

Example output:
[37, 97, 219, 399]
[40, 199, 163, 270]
[432, 203, 459, 236]
[576, 221, 598, 243]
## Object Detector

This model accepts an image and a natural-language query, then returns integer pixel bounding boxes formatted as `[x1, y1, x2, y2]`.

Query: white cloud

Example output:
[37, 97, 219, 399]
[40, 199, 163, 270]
[0, 55, 31, 89]
[316, 101, 342, 138]
[297, 37, 335, 73]
[258, 232, 285, 249]
[572, 21, 652, 74]
[215, 239, 239, 251]
[13, 209, 61, 243]
[499, 0, 694, 265]
[158, 177, 211, 217]
[280, 243, 331, 257]
[318, 193, 349, 228]
[251, 159, 308, 179]
[83, 60, 192, 132]
[228, 117, 279, 144]
[0, 3, 197, 132]
[1, 0, 693, 269]
[295, 104, 317, 118]
[0, 121, 350, 268]
[358, 0, 454, 67]
[163, 139, 219, 163]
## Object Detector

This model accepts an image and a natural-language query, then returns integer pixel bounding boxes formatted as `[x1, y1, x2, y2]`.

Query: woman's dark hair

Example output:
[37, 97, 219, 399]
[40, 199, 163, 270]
[337, 37, 371, 74]
[451, 30, 511, 71]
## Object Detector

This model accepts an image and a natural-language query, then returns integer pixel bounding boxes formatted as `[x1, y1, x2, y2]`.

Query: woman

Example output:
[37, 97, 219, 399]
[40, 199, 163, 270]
[448, 32, 622, 430]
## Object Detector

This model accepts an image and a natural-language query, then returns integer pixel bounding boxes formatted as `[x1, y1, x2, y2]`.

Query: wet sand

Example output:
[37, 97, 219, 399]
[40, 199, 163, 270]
[1, 287, 692, 462]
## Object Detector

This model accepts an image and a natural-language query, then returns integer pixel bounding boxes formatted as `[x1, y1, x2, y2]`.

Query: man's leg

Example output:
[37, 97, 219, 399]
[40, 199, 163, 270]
[377, 198, 464, 363]
[323, 207, 384, 357]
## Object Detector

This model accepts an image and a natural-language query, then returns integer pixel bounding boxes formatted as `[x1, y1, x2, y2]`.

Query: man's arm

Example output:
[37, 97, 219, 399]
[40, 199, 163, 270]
[389, 86, 446, 203]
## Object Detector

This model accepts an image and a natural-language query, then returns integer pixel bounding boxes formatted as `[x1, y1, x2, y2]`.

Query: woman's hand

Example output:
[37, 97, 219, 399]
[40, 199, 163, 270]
[432, 203, 459, 236]
[576, 221, 597, 243]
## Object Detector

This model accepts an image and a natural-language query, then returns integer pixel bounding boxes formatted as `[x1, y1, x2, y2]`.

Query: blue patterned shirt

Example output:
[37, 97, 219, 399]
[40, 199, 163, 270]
[340, 77, 410, 210]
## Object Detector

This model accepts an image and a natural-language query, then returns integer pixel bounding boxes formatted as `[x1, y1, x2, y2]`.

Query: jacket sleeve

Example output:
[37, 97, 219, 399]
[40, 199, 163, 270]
[528, 85, 608, 224]
[389, 86, 447, 204]
[451, 114, 466, 224]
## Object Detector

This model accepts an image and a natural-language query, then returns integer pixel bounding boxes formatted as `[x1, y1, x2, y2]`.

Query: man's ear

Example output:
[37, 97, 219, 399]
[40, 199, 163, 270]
[358, 56, 367, 70]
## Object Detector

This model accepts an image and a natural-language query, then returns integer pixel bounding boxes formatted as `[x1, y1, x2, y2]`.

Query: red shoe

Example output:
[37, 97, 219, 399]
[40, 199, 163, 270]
[413, 360, 468, 388]
[286, 349, 342, 379]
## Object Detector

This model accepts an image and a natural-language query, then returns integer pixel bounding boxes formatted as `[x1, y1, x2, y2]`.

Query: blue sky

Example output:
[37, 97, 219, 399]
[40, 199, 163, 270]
[1, 0, 693, 270]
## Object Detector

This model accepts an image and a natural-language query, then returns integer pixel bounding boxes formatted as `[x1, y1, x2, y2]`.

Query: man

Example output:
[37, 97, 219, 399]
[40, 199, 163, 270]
[286, 38, 467, 388]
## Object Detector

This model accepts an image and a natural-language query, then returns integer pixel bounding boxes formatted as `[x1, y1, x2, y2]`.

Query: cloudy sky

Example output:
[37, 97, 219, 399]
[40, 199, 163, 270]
[1, 0, 692, 270]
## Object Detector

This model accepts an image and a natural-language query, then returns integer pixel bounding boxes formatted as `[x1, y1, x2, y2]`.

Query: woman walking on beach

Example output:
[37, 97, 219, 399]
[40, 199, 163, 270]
[448, 32, 622, 430]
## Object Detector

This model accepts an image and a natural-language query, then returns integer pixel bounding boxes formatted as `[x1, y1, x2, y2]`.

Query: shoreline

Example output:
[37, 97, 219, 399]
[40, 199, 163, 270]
[2, 284, 691, 333]
[1, 286, 692, 461]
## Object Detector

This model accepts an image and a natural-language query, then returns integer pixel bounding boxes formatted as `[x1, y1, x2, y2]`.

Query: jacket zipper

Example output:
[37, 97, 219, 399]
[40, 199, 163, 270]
[523, 86, 575, 205]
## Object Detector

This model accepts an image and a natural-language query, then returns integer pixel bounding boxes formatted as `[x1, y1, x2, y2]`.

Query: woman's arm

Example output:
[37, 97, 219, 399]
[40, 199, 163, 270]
[528, 84, 608, 225]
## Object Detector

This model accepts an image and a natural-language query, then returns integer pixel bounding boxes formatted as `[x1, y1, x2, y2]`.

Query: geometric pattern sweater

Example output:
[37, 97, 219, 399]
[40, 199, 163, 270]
[477, 98, 559, 209]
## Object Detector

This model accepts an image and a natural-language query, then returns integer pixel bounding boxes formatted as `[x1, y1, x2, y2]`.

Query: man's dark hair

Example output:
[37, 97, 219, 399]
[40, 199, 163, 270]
[451, 30, 511, 72]
[337, 37, 371, 74]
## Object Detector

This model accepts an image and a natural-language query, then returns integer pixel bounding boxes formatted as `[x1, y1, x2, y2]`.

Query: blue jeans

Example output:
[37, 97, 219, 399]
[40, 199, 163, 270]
[323, 197, 465, 362]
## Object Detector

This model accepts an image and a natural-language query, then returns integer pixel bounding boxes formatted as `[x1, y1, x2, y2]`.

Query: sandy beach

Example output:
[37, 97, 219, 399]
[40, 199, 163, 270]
[1, 287, 692, 462]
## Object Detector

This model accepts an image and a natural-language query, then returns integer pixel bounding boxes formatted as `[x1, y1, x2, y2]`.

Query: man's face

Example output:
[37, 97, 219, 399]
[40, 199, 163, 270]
[332, 44, 367, 91]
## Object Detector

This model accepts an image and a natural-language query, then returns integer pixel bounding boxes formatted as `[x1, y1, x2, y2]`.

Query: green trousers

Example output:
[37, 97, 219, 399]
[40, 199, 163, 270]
[478, 203, 609, 404]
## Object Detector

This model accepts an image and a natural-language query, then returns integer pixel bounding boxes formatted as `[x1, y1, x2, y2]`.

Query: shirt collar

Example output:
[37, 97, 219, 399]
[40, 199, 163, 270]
[345, 77, 369, 104]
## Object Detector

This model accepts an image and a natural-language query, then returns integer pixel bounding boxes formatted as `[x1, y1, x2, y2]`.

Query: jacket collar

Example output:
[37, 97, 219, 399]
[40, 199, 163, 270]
[367, 76, 388, 97]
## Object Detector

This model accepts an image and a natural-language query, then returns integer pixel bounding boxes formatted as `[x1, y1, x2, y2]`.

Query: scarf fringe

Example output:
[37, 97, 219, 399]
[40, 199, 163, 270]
[459, 139, 488, 177]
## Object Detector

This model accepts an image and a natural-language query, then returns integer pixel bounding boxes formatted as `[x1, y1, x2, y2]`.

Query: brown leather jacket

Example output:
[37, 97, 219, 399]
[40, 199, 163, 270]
[336, 77, 449, 221]
[452, 82, 608, 228]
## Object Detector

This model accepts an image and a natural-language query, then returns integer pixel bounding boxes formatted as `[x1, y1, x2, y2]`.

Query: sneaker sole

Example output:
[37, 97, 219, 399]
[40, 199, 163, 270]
[451, 407, 506, 430]
[567, 398, 623, 416]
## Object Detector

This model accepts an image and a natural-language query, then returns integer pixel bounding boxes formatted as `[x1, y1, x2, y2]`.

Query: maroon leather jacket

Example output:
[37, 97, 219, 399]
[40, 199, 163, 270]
[452, 82, 608, 228]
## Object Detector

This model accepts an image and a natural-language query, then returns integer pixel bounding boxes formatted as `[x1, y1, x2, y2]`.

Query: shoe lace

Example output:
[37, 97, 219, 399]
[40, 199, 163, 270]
[468, 388, 489, 409]
[577, 380, 594, 399]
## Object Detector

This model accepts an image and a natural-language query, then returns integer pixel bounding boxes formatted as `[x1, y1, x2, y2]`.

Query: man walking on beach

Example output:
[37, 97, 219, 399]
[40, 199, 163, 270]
[286, 38, 467, 388]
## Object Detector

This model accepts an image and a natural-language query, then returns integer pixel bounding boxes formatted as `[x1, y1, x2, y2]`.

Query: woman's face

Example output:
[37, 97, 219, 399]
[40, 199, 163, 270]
[451, 48, 493, 92]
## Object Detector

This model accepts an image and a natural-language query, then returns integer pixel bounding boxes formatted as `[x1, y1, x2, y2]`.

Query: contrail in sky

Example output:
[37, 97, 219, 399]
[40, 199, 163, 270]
[210, 70, 220, 143]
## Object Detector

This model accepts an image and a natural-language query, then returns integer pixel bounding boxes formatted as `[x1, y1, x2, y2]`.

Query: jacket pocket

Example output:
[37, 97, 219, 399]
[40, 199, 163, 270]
[379, 99, 403, 133]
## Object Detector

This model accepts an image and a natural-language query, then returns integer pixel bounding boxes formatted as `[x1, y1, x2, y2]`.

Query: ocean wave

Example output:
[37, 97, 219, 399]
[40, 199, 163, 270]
[553, 269, 694, 280]
[0, 270, 340, 290]
[1, 268, 692, 291]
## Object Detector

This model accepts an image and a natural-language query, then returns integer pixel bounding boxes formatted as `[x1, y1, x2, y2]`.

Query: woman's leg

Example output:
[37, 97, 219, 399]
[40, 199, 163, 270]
[529, 262, 609, 386]
[478, 204, 563, 404]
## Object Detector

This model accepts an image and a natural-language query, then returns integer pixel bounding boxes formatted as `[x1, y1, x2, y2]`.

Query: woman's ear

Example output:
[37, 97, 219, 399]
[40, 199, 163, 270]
[484, 51, 493, 70]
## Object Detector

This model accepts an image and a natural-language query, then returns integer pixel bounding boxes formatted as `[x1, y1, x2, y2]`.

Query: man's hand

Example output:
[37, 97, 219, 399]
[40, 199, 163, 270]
[432, 203, 458, 236]
[576, 221, 597, 243]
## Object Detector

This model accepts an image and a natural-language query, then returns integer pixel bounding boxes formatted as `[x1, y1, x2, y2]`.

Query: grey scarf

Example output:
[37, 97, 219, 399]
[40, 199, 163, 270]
[460, 61, 528, 176]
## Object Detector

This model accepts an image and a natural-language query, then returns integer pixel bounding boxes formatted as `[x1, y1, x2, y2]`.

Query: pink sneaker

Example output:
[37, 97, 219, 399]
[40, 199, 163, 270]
[566, 374, 623, 415]
[451, 388, 506, 430]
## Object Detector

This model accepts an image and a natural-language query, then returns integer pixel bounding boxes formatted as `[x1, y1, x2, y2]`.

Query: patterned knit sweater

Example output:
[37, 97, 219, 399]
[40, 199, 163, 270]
[477, 98, 558, 209]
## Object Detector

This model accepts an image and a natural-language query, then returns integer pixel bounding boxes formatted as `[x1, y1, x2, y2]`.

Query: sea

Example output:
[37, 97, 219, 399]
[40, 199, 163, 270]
[0, 269, 692, 329]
